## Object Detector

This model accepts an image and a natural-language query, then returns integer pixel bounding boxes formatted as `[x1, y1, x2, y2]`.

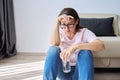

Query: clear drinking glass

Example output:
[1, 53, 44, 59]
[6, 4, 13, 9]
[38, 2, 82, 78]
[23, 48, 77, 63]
[62, 61, 71, 73]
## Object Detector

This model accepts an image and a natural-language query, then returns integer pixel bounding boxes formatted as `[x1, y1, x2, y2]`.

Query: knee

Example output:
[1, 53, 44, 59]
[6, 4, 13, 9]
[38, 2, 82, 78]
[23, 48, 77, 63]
[50, 46, 60, 50]
[78, 50, 93, 59]
[47, 46, 61, 57]
[79, 50, 92, 55]
[48, 46, 61, 53]
[77, 50, 94, 67]
[44, 46, 61, 67]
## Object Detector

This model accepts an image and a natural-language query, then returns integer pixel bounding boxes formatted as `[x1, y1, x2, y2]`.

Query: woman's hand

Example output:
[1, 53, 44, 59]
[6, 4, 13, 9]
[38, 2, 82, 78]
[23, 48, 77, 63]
[60, 46, 76, 63]
[57, 15, 74, 24]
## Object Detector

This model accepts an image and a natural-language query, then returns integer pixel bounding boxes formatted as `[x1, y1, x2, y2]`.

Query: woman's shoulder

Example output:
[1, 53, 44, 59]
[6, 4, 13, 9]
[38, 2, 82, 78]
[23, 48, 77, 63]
[78, 28, 88, 32]
[77, 28, 95, 36]
[79, 28, 93, 33]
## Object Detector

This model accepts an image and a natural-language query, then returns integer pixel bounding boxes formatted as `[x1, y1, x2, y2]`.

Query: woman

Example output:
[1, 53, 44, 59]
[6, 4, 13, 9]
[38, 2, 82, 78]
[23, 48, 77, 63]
[43, 8, 105, 80]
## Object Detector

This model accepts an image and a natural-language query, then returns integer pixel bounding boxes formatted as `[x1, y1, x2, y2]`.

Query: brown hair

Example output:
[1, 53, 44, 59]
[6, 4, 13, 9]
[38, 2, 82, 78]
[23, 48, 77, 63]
[58, 8, 83, 32]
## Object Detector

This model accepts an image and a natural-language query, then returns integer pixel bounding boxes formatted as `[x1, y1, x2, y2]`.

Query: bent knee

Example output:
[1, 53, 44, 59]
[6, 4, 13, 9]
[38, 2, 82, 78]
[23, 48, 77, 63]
[49, 46, 60, 52]
[47, 46, 61, 55]
[78, 50, 93, 57]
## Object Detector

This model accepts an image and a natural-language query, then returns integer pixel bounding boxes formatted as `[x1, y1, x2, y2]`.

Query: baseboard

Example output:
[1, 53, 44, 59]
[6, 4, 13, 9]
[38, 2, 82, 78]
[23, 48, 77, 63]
[95, 68, 120, 73]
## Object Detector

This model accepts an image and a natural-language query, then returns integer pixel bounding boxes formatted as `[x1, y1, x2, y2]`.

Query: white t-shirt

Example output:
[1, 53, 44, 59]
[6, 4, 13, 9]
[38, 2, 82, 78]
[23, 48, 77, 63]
[59, 28, 97, 66]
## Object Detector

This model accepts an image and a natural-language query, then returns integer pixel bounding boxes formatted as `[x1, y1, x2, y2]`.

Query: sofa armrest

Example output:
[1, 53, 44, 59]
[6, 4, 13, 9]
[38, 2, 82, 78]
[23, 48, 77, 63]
[93, 37, 120, 58]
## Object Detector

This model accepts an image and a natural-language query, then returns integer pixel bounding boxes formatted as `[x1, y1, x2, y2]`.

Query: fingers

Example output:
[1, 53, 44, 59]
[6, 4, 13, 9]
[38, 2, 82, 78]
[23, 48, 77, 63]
[60, 50, 70, 63]
[58, 15, 66, 22]
[58, 15, 74, 23]
[60, 50, 66, 62]
[64, 15, 74, 21]
[66, 52, 70, 62]
[67, 15, 74, 20]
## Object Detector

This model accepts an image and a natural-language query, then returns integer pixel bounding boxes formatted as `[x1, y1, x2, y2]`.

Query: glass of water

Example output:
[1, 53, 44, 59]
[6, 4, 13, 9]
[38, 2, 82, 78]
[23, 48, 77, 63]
[62, 61, 71, 73]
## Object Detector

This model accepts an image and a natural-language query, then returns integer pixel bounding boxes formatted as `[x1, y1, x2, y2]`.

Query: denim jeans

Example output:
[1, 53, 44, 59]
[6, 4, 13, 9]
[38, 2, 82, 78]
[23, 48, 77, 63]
[43, 46, 94, 80]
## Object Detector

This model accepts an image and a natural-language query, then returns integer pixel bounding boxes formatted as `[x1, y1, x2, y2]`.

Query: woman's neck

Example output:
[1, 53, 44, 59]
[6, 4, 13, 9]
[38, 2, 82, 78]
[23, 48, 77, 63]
[66, 31, 76, 40]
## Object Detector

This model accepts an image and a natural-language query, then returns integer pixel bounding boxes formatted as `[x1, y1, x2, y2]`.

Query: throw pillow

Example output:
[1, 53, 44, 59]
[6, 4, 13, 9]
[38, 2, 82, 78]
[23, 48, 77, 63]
[80, 17, 116, 36]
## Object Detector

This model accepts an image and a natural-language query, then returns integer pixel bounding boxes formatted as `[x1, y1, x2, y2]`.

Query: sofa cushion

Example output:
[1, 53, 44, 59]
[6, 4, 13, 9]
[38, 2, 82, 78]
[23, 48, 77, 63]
[80, 17, 116, 36]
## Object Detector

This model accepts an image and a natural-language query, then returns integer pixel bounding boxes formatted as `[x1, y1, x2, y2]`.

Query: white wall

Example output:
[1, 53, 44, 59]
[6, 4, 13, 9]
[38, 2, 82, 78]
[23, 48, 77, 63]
[13, 0, 120, 53]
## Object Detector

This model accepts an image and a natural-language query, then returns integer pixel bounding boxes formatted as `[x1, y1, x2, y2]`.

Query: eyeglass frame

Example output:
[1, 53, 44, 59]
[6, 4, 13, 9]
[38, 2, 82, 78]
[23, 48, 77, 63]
[60, 23, 75, 29]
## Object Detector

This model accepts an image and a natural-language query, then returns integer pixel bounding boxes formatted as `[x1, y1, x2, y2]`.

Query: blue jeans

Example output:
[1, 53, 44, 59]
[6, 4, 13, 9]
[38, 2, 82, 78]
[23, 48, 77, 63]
[43, 46, 94, 80]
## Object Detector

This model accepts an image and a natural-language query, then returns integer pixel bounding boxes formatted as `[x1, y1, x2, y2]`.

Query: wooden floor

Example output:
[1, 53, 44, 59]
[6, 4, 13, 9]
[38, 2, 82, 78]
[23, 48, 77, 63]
[0, 53, 45, 80]
[0, 53, 120, 80]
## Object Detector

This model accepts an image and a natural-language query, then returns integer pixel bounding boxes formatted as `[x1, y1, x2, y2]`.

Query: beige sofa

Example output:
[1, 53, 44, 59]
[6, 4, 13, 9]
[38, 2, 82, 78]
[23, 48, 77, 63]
[79, 14, 120, 68]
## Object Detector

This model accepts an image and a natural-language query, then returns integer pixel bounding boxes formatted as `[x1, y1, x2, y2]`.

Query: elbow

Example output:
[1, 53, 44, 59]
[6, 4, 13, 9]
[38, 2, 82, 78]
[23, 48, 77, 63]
[96, 42, 105, 52]
[50, 41, 60, 46]
[100, 43, 105, 51]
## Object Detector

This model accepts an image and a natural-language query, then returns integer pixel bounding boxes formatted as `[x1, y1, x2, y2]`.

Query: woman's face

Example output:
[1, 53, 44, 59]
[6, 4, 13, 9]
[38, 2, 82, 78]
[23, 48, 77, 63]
[60, 15, 77, 34]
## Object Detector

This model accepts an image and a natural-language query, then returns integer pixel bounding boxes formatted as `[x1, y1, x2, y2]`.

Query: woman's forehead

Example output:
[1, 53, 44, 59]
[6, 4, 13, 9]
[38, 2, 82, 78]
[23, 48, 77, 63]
[61, 19, 75, 23]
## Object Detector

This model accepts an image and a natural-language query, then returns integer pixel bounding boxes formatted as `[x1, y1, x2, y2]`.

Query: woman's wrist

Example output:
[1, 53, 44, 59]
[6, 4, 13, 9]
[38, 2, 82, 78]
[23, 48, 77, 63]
[55, 19, 60, 27]
[72, 45, 78, 51]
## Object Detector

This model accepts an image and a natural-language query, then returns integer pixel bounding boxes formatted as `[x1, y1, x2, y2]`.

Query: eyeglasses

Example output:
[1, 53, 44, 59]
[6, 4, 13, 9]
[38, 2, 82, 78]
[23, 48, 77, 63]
[60, 23, 75, 29]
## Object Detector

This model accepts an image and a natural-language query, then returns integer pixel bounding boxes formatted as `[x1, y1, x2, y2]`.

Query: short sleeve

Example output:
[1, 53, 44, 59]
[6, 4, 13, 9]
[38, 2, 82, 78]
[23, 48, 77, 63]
[84, 29, 98, 42]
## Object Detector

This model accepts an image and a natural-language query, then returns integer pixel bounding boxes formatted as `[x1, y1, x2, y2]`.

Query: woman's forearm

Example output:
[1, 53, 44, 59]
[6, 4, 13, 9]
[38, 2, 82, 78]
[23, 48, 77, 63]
[50, 21, 60, 46]
[73, 39, 105, 52]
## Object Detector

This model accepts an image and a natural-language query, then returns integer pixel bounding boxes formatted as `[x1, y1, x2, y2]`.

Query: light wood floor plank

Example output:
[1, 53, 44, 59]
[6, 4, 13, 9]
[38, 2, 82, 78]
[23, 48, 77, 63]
[0, 53, 120, 80]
